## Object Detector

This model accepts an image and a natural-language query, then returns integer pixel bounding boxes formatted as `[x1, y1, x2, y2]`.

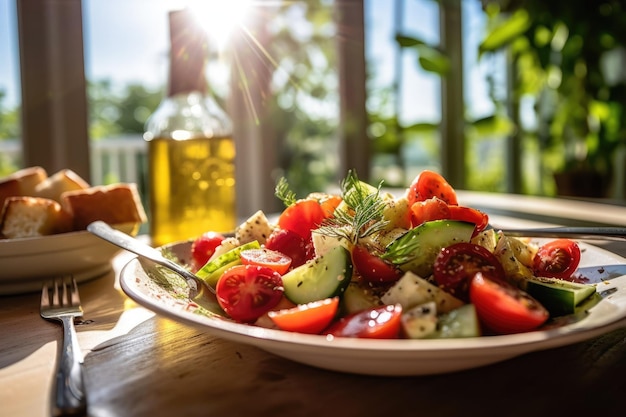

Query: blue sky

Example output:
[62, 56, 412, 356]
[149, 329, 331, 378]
[0, 0, 493, 122]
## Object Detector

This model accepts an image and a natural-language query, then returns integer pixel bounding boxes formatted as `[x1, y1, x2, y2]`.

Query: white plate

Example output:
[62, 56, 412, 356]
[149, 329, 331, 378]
[0, 223, 140, 295]
[120, 239, 626, 376]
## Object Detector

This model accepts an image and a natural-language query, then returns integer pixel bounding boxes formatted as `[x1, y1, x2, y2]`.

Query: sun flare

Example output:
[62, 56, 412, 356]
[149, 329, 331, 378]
[179, 0, 254, 51]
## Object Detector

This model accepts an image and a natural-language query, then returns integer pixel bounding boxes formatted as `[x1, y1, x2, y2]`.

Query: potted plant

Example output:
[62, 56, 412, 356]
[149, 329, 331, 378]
[479, 0, 626, 198]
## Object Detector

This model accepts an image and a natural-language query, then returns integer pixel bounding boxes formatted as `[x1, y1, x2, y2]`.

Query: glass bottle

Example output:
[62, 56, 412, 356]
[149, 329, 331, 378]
[144, 8, 236, 247]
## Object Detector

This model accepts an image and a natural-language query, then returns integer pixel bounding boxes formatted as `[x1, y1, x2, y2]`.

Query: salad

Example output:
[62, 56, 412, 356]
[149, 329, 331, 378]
[183, 170, 597, 339]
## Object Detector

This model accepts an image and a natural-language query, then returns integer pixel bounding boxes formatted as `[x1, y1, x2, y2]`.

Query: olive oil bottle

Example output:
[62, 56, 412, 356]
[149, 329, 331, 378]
[144, 9, 235, 246]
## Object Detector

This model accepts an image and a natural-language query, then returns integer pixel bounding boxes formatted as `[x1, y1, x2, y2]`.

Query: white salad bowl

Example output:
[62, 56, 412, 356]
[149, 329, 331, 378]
[119, 238, 626, 376]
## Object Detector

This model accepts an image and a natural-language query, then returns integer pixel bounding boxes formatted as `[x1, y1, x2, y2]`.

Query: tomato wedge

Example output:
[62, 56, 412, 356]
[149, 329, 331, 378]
[324, 304, 403, 339]
[268, 297, 339, 334]
[409, 197, 451, 227]
[532, 239, 581, 280]
[469, 272, 549, 334]
[215, 265, 284, 323]
[448, 205, 489, 235]
[407, 170, 458, 206]
[308, 193, 342, 218]
[433, 242, 505, 301]
[351, 244, 401, 284]
[278, 199, 326, 240]
[240, 248, 292, 275]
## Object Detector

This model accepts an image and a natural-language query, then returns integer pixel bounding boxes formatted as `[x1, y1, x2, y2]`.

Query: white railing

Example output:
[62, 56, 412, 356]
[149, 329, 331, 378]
[0, 136, 147, 188]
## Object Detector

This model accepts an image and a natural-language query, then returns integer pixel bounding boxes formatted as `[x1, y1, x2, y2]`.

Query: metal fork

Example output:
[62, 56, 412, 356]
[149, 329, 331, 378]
[40, 276, 87, 416]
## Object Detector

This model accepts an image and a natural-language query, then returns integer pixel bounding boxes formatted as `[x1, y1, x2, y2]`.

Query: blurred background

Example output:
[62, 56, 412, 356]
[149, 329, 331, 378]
[1, 0, 625, 220]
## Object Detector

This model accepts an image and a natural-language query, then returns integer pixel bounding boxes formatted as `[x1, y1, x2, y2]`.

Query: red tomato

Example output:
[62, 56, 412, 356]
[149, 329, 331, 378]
[240, 248, 292, 275]
[409, 197, 451, 227]
[351, 244, 401, 284]
[533, 239, 581, 280]
[324, 304, 403, 339]
[215, 265, 284, 323]
[313, 194, 342, 218]
[448, 205, 489, 235]
[191, 232, 225, 269]
[469, 272, 549, 334]
[268, 297, 339, 334]
[433, 242, 505, 301]
[407, 170, 458, 206]
[278, 199, 326, 240]
[265, 228, 315, 269]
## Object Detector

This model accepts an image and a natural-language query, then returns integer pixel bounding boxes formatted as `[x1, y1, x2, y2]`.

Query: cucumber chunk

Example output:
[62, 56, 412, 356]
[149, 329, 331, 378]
[341, 282, 381, 315]
[430, 304, 481, 339]
[381, 271, 464, 313]
[196, 241, 261, 288]
[384, 220, 475, 277]
[281, 245, 353, 304]
[525, 277, 596, 316]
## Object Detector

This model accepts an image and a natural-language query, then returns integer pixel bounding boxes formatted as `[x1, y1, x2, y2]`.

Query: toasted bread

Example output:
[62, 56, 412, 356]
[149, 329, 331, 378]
[62, 183, 147, 230]
[34, 169, 91, 203]
[0, 196, 72, 239]
[0, 166, 47, 207]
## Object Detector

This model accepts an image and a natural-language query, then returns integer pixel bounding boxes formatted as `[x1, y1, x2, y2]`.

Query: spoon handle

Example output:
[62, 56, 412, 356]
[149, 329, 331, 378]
[497, 226, 626, 241]
[87, 221, 213, 296]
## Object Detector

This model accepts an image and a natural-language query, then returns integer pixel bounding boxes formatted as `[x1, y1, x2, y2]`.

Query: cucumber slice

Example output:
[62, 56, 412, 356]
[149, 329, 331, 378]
[281, 245, 353, 304]
[384, 220, 475, 277]
[525, 277, 596, 316]
[195, 241, 261, 288]
[430, 304, 481, 339]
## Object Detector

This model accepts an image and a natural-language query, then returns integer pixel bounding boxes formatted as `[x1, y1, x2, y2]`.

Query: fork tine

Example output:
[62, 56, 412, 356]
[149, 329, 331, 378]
[68, 276, 81, 306]
[41, 280, 51, 308]
[52, 277, 61, 306]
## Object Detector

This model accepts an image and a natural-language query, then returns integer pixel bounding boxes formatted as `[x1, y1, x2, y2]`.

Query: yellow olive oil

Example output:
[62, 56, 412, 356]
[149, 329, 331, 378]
[147, 136, 235, 246]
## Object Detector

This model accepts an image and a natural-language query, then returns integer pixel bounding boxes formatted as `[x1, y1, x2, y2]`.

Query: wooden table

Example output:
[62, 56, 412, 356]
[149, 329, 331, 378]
[2, 192, 626, 417]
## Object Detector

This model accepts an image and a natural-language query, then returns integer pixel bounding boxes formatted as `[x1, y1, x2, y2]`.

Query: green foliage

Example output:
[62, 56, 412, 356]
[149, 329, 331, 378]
[479, 0, 626, 196]
[88, 80, 162, 140]
[395, 34, 450, 76]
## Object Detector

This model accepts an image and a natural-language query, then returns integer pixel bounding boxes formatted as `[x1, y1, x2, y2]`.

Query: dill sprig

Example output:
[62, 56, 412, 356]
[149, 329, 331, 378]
[275, 177, 297, 207]
[316, 170, 389, 244]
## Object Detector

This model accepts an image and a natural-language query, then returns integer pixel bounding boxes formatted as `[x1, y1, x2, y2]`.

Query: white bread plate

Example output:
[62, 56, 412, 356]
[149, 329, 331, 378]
[0, 222, 139, 295]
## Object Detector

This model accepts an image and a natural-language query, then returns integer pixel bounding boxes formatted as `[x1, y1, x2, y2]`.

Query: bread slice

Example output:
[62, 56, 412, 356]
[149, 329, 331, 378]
[62, 183, 147, 230]
[0, 166, 47, 207]
[34, 169, 90, 203]
[0, 196, 72, 238]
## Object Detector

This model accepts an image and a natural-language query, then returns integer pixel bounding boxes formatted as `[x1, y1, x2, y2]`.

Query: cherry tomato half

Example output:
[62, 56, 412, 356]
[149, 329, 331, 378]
[240, 248, 292, 275]
[409, 197, 451, 227]
[469, 272, 549, 334]
[351, 244, 401, 284]
[268, 297, 339, 334]
[265, 228, 315, 269]
[278, 199, 326, 240]
[215, 265, 284, 323]
[191, 231, 225, 269]
[324, 304, 403, 339]
[433, 242, 505, 301]
[532, 239, 581, 280]
[407, 170, 458, 206]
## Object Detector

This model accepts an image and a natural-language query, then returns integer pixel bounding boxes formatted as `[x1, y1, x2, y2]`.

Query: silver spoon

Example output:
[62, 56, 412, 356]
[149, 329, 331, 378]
[494, 226, 626, 241]
[87, 221, 214, 298]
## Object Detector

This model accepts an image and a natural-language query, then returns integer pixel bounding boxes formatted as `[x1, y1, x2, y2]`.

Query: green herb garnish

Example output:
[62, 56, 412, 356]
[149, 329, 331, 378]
[275, 177, 297, 207]
[316, 170, 389, 244]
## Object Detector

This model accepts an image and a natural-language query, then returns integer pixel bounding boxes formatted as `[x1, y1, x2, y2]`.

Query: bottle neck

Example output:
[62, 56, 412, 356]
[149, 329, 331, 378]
[167, 9, 208, 97]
